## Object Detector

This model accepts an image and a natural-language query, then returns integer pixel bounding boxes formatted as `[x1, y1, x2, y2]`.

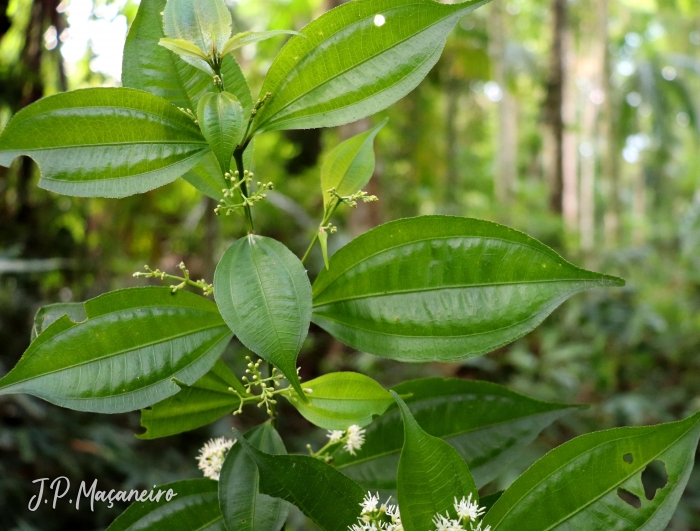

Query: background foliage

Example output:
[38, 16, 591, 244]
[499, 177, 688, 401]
[0, 0, 699, 529]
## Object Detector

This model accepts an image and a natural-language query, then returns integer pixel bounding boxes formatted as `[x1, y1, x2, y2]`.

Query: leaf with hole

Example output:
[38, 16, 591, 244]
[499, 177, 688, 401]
[234, 428, 366, 531]
[287, 372, 394, 430]
[197, 92, 245, 174]
[334, 377, 580, 493]
[221, 30, 304, 55]
[312, 216, 624, 362]
[31, 302, 87, 342]
[138, 359, 247, 439]
[105, 479, 224, 531]
[252, 0, 491, 132]
[321, 119, 387, 216]
[214, 236, 311, 399]
[0, 287, 232, 413]
[219, 422, 289, 531]
[392, 391, 477, 531]
[0, 88, 210, 198]
[483, 411, 700, 531]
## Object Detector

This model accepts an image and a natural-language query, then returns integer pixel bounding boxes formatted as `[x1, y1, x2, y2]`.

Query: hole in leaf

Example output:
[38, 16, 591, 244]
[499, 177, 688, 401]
[641, 460, 668, 501]
[623, 453, 633, 464]
[617, 488, 642, 509]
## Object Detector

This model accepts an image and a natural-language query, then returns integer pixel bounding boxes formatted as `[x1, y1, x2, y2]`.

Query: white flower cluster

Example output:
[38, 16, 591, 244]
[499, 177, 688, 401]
[349, 492, 403, 531]
[432, 495, 490, 531]
[196, 437, 236, 481]
[327, 424, 366, 455]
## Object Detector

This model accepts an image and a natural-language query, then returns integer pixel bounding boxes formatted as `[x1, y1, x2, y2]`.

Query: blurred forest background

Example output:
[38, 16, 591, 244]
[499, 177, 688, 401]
[1, 0, 699, 529]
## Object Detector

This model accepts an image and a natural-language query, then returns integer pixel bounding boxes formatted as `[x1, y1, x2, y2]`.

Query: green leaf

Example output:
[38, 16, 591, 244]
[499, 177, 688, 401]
[221, 30, 304, 55]
[106, 479, 224, 531]
[0, 88, 209, 198]
[321, 119, 387, 214]
[214, 236, 311, 399]
[318, 228, 330, 270]
[123, 0, 253, 112]
[392, 391, 478, 531]
[31, 302, 87, 342]
[138, 359, 246, 439]
[312, 216, 624, 362]
[219, 422, 289, 531]
[287, 372, 394, 430]
[163, 0, 232, 58]
[483, 412, 700, 531]
[197, 92, 245, 175]
[0, 287, 232, 413]
[334, 378, 580, 492]
[159, 38, 211, 75]
[252, 0, 490, 133]
[234, 428, 366, 531]
[159, 37, 209, 60]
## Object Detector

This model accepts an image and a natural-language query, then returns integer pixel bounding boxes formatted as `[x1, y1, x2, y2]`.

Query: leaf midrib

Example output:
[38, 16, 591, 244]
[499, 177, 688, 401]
[336, 407, 573, 469]
[313, 278, 614, 307]
[313, 232, 587, 300]
[3, 320, 228, 388]
[9, 140, 208, 153]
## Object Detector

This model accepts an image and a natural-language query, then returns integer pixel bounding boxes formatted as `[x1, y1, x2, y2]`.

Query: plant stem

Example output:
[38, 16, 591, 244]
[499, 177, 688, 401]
[233, 148, 255, 234]
[301, 198, 341, 264]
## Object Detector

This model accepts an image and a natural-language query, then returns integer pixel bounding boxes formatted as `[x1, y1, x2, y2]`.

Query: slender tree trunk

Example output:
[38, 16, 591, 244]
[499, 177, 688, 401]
[561, 27, 578, 239]
[543, 0, 568, 214]
[598, 0, 622, 247]
[488, 1, 517, 207]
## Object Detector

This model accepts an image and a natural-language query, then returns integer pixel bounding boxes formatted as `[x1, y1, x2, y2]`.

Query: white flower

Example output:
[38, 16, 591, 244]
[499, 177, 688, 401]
[361, 492, 380, 514]
[345, 424, 366, 455]
[433, 513, 453, 531]
[196, 436, 235, 480]
[454, 495, 485, 522]
[470, 524, 491, 531]
[327, 429, 345, 443]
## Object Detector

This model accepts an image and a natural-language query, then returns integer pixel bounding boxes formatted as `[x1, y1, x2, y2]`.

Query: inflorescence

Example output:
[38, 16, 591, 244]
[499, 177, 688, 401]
[196, 436, 236, 481]
[214, 170, 274, 217]
[133, 262, 214, 296]
[307, 424, 367, 462]
[227, 356, 303, 417]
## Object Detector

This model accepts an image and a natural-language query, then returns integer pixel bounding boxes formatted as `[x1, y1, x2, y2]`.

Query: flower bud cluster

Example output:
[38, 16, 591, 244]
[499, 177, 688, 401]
[215, 170, 274, 216]
[133, 262, 213, 296]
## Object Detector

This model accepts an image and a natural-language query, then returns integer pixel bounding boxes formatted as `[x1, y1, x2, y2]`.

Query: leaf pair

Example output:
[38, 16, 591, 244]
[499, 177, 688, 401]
[160, 0, 300, 75]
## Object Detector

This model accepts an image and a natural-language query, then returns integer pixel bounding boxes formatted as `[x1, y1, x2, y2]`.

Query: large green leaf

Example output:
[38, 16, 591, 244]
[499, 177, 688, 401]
[0, 287, 232, 413]
[312, 216, 624, 362]
[234, 429, 366, 531]
[251, 0, 490, 133]
[393, 391, 477, 531]
[288, 372, 394, 430]
[31, 302, 87, 342]
[219, 422, 289, 531]
[197, 92, 245, 174]
[483, 412, 700, 531]
[138, 359, 247, 439]
[123, 0, 253, 112]
[334, 378, 580, 492]
[214, 236, 311, 398]
[106, 479, 224, 531]
[320, 119, 387, 214]
[0, 88, 209, 198]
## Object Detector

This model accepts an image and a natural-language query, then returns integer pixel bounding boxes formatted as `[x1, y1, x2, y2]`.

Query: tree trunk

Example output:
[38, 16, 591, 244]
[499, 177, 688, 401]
[543, 0, 568, 214]
[488, 1, 517, 207]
